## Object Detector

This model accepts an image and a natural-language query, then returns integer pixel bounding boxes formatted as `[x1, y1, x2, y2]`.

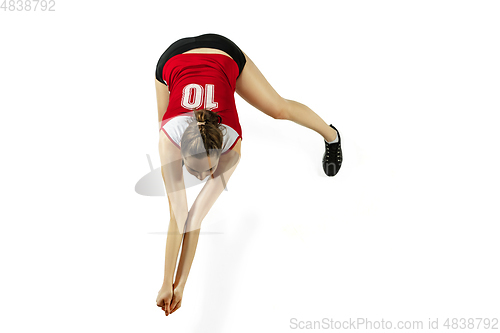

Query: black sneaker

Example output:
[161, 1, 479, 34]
[322, 124, 342, 177]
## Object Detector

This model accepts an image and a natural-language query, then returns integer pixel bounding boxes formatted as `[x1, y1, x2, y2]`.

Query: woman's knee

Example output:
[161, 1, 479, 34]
[254, 96, 289, 120]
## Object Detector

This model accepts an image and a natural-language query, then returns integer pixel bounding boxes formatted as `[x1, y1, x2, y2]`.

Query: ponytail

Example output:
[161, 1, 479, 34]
[180, 109, 226, 159]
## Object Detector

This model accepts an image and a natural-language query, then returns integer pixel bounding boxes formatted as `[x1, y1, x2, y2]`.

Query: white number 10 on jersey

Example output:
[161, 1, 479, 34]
[181, 84, 218, 111]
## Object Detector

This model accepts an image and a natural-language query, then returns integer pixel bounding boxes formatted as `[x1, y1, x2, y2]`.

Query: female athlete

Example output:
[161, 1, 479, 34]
[154, 33, 342, 316]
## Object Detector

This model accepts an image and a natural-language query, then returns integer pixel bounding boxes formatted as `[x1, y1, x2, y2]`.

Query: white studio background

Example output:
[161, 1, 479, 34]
[1, 1, 499, 332]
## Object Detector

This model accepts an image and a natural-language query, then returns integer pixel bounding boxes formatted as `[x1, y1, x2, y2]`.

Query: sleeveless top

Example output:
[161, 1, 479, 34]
[158, 53, 243, 154]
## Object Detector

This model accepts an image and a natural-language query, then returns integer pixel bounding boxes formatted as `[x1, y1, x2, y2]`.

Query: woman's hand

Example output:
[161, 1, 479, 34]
[156, 284, 173, 316]
[169, 284, 184, 314]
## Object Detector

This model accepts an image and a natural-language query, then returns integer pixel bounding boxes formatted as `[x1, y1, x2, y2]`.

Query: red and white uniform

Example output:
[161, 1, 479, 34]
[159, 53, 243, 154]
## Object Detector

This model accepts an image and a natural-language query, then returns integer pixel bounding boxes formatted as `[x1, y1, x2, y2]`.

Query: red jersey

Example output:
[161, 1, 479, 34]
[159, 53, 243, 146]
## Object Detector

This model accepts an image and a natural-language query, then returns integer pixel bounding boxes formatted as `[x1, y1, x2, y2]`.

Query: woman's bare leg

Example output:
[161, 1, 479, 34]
[235, 52, 338, 142]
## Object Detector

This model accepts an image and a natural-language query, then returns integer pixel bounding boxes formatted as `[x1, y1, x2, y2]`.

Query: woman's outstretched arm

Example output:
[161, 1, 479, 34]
[156, 133, 189, 315]
[168, 140, 241, 313]
[155, 77, 190, 315]
[161, 169, 187, 285]
[156, 76, 188, 286]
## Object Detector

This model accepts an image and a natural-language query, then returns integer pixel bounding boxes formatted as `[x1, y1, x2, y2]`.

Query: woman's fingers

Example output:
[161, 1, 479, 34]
[156, 285, 175, 315]
[168, 292, 182, 314]
[171, 300, 181, 313]
[165, 302, 170, 315]
[156, 297, 164, 308]
[157, 298, 170, 313]
[158, 301, 168, 313]
[156, 286, 181, 316]
[169, 299, 178, 314]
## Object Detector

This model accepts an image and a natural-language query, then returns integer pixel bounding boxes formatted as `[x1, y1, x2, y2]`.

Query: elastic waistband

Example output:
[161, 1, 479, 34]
[155, 33, 246, 83]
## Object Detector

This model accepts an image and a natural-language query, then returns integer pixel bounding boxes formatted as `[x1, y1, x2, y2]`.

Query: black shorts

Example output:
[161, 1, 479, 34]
[155, 33, 247, 84]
